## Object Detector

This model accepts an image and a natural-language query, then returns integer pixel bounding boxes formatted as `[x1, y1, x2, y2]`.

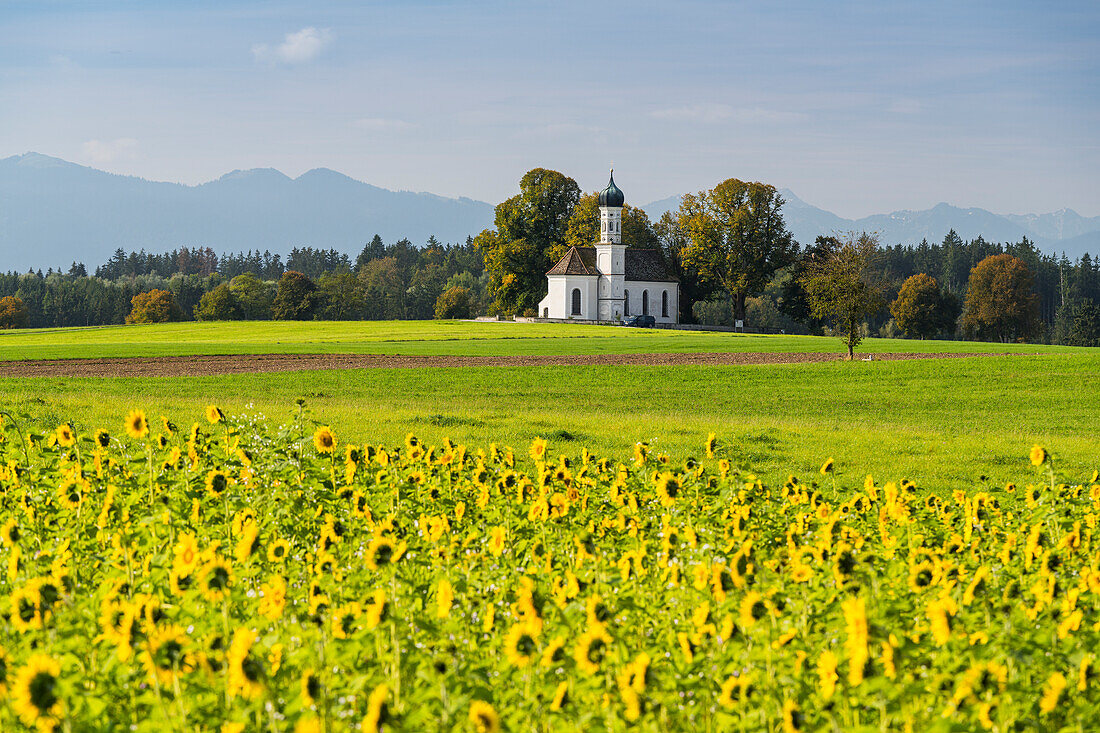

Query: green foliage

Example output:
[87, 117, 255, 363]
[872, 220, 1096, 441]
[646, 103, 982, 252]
[1064, 299, 1100, 347]
[0, 295, 28, 329]
[890, 273, 957, 338]
[434, 286, 474, 319]
[229, 273, 274, 320]
[960, 254, 1041, 342]
[271, 271, 318, 321]
[315, 271, 367, 320]
[126, 289, 181, 324]
[478, 169, 581, 315]
[800, 233, 887, 357]
[193, 283, 243, 321]
[677, 179, 797, 323]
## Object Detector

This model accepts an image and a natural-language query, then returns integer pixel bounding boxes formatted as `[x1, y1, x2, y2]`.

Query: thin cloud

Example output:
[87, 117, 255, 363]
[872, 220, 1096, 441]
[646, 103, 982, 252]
[351, 117, 415, 131]
[252, 27, 332, 65]
[649, 104, 805, 124]
[81, 138, 138, 164]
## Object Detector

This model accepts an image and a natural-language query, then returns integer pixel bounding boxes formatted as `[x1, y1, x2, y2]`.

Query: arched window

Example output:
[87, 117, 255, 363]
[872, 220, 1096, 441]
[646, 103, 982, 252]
[624, 290, 630, 315]
[642, 290, 649, 316]
[571, 288, 581, 316]
[662, 290, 669, 318]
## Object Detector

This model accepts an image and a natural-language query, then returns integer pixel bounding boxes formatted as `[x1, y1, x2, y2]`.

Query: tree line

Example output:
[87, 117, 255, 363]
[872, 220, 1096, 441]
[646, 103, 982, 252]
[0, 166, 1097, 347]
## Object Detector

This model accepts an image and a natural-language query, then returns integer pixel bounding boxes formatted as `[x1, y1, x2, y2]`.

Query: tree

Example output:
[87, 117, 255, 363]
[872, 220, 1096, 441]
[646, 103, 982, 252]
[677, 178, 798, 324]
[355, 234, 386, 271]
[271, 271, 318, 321]
[800, 232, 887, 359]
[478, 168, 581, 315]
[316, 271, 367, 320]
[126, 289, 181, 324]
[0, 295, 28, 329]
[194, 283, 242, 321]
[890, 273, 957, 338]
[1064, 300, 1100, 347]
[653, 211, 713, 324]
[779, 235, 840, 334]
[229, 273, 274, 320]
[435, 286, 474, 319]
[959, 254, 1040, 342]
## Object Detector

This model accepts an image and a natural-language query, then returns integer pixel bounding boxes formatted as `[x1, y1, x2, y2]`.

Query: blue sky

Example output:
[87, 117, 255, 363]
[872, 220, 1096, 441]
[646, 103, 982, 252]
[1, 0, 1097, 217]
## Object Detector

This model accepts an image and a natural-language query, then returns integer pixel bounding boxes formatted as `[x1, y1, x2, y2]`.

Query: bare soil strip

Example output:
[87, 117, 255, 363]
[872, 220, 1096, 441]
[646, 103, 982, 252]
[0, 351, 1018, 378]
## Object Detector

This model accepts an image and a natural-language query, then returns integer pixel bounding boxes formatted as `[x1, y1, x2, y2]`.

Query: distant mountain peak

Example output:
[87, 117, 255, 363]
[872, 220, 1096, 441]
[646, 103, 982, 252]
[215, 168, 291, 183]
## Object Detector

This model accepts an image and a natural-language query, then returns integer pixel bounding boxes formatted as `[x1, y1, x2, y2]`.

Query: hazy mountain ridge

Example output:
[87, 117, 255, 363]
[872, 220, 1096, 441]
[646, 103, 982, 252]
[0, 153, 494, 272]
[642, 190, 1100, 259]
[1, 153, 1096, 274]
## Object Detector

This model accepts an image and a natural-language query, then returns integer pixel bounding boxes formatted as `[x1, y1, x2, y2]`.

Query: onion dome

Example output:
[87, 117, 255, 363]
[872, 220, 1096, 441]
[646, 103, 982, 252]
[598, 171, 625, 208]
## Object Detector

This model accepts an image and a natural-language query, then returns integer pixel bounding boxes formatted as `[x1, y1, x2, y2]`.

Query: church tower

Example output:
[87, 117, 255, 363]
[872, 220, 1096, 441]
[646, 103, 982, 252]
[595, 171, 626, 320]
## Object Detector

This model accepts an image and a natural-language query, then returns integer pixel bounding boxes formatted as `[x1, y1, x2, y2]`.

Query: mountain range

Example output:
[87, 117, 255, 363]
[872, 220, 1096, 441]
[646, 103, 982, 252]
[1, 152, 1097, 274]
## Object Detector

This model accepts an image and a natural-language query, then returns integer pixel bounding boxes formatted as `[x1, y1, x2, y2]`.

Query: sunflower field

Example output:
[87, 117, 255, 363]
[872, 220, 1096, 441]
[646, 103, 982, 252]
[0, 406, 1097, 732]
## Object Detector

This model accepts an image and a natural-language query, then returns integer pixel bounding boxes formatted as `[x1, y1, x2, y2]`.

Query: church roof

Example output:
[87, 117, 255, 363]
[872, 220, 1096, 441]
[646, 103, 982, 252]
[546, 246, 597, 276]
[546, 247, 677, 282]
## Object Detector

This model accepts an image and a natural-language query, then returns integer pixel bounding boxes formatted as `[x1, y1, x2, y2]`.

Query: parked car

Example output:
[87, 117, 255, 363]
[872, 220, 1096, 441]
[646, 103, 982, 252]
[623, 315, 656, 328]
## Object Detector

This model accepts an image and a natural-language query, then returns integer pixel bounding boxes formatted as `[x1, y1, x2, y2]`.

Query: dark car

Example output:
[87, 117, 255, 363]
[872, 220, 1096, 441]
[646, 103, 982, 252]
[624, 315, 656, 328]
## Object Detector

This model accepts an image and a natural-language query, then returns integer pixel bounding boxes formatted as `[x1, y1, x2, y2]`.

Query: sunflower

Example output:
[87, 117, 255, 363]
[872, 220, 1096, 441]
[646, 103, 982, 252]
[574, 626, 612, 675]
[365, 537, 396, 570]
[738, 591, 768, 629]
[908, 561, 936, 592]
[332, 602, 362, 639]
[300, 669, 323, 707]
[926, 595, 956, 646]
[12, 654, 64, 731]
[259, 576, 287, 621]
[468, 701, 500, 733]
[199, 559, 234, 602]
[655, 473, 683, 508]
[361, 683, 390, 731]
[205, 405, 225, 424]
[718, 674, 752, 708]
[173, 533, 201, 575]
[235, 523, 261, 564]
[267, 538, 291, 563]
[549, 680, 569, 712]
[1040, 672, 1067, 714]
[54, 424, 76, 448]
[141, 625, 193, 686]
[226, 628, 264, 700]
[529, 437, 548, 463]
[487, 526, 507, 557]
[294, 717, 322, 733]
[1, 517, 19, 546]
[435, 577, 454, 619]
[705, 432, 717, 458]
[817, 650, 839, 699]
[504, 621, 541, 668]
[313, 426, 336, 454]
[1030, 444, 1047, 467]
[205, 469, 230, 499]
[782, 699, 805, 732]
[124, 409, 149, 439]
[94, 429, 110, 448]
[365, 590, 388, 630]
[11, 582, 44, 633]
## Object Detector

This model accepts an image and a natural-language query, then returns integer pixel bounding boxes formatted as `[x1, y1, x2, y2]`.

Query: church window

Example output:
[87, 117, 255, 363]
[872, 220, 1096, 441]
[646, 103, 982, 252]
[624, 290, 630, 315]
[571, 288, 582, 315]
[662, 291, 669, 317]
[642, 290, 649, 316]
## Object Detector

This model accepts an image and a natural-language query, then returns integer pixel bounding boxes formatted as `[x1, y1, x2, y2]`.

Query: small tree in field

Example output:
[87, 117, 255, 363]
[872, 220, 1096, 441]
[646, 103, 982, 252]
[0, 295, 28, 329]
[435, 286, 474, 319]
[800, 232, 886, 359]
[891, 273, 957, 338]
[126, 289, 181, 324]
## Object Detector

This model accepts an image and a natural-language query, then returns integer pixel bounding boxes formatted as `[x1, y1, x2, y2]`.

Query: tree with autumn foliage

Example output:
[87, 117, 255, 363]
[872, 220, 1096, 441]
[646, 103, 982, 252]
[677, 178, 797, 324]
[959, 254, 1041, 342]
[890, 273, 959, 338]
[0, 295, 28, 329]
[126, 289, 182, 324]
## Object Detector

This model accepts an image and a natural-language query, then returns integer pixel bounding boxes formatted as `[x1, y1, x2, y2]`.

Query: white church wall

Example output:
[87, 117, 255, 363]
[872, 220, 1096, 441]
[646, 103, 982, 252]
[623, 282, 678, 324]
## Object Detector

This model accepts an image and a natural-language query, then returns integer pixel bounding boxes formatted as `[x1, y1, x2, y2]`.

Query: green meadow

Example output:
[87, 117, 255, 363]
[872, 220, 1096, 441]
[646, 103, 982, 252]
[1, 320, 1096, 489]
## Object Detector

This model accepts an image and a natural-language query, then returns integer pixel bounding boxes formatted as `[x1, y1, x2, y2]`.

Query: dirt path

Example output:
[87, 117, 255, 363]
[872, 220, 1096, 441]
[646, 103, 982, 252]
[0, 351, 1018, 377]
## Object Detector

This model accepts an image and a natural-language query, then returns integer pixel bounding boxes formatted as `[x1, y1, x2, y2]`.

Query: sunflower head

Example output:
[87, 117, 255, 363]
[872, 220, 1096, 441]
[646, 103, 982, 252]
[1030, 444, 1047, 467]
[54, 425, 76, 448]
[205, 405, 225, 424]
[124, 410, 149, 440]
[313, 427, 336, 454]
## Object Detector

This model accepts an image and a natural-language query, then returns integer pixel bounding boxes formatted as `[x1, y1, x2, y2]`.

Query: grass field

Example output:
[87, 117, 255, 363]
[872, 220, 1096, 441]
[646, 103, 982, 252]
[1, 321, 1096, 489]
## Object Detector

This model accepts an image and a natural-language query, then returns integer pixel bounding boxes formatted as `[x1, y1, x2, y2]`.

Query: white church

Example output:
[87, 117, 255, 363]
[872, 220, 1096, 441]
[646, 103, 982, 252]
[538, 173, 679, 324]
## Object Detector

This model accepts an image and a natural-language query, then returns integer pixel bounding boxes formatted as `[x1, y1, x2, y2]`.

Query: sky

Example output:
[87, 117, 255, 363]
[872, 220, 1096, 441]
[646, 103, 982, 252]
[1, 0, 1097, 218]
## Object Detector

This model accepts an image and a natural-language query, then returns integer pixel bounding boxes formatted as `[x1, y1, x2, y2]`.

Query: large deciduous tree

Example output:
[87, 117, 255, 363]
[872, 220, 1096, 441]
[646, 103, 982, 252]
[677, 179, 797, 324]
[271, 271, 318, 321]
[561, 193, 659, 258]
[477, 168, 581, 315]
[434, 286, 474, 319]
[0, 295, 28, 329]
[194, 283, 242, 321]
[959, 254, 1040, 342]
[800, 232, 886, 359]
[890, 273, 958, 338]
[126, 289, 181, 324]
